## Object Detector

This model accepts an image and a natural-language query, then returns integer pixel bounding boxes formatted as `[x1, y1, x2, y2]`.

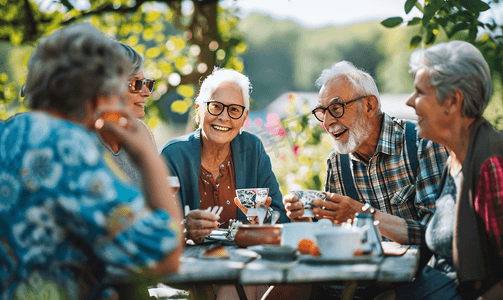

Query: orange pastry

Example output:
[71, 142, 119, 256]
[297, 238, 321, 257]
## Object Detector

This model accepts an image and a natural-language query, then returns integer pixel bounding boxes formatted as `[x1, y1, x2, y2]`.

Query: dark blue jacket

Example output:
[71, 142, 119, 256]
[159, 129, 289, 224]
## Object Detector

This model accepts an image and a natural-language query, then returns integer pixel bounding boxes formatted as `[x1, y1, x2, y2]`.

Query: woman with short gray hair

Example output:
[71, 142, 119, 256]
[0, 23, 183, 300]
[390, 40, 503, 300]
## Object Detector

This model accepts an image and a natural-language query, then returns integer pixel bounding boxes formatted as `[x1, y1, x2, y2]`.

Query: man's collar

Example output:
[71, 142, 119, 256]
[373, 113, 404, 157]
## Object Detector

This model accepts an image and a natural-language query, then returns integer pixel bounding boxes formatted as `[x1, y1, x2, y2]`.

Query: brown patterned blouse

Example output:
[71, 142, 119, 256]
[198, 151, 237, 228]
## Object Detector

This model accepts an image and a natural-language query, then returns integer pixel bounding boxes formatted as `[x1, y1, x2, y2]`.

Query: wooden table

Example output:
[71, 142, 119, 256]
[149, 241, 420, 300]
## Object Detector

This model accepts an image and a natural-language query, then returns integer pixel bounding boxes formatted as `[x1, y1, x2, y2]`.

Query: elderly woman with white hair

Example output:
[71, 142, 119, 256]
[386, 41, 503, 300]
[160, 67, 288, 245]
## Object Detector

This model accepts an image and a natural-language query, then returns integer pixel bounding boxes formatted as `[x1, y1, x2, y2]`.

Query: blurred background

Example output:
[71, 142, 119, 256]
[1, 0, 503, 194]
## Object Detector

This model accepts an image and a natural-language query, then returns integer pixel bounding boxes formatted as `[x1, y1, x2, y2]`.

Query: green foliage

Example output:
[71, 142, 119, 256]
[0, 0, 246, 127]
[381, 17, 404, 28]
[384, 0, 503, 128]
[264, 93, 332, 194]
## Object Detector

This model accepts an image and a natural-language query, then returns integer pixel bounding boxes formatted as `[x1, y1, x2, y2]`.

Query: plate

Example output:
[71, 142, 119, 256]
[248, 245, 297, 261]
[298, 254, 384, 264]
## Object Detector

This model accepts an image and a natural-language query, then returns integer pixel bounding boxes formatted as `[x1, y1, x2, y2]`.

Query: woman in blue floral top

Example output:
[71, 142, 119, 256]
[0, 23, 183, 300]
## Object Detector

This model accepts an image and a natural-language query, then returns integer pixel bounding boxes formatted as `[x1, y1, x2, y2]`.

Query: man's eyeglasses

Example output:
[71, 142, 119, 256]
[311, 95, 367, 122]
[129, 78, 155, 93]
[205, 101, 246, 119]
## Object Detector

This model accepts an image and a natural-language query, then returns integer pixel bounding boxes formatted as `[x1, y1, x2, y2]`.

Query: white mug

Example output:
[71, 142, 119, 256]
[314, 225, 363, 259]
[281, 219, 332, 249]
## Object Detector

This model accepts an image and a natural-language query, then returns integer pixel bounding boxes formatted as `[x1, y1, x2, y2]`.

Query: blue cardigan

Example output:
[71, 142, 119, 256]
[159, 129, 289, 224]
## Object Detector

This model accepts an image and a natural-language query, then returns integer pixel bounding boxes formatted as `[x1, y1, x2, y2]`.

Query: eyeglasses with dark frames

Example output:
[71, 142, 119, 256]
[129, 78, 155, 93]
[205, 101, 246, 119]
[311, 95, 367, 122]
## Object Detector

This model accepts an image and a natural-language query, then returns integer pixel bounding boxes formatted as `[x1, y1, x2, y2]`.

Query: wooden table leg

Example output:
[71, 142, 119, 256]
[235, 284, 248, 300]
[341, 281, 358, 300]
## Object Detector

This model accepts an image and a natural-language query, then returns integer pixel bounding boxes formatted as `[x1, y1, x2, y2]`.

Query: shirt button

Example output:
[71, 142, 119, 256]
[228, 186, 230, 189]
[227, 200, 231, 205]
[204, 192, 207, 195]
[220, 164, 224, 168]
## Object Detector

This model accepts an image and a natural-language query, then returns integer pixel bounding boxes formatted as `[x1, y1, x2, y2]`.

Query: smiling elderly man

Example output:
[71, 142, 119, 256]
[265, 61, 450, 300]
[283, 60, 448, 246]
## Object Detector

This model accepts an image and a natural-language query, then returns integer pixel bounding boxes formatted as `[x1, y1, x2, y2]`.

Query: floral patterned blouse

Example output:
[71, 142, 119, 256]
[0, 112, 180, 300]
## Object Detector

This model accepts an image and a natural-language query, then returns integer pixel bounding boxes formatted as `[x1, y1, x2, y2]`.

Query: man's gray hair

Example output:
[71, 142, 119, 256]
[315, 61, 381, 109]
[25, 22, 131, 119]
[195, 67, 251, 110]
[117, 42, 144, 75]
[409, 40, 492, 118]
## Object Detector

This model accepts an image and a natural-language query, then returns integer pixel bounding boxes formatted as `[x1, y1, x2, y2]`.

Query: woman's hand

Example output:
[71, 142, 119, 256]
[283, 194, 312, 222]
[234, 196, 272, 224]
[185, 210, 220, 244]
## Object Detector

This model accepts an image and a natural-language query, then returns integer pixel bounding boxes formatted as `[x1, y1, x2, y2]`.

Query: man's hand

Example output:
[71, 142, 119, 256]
[185, 210, 219, 244]
[234, 196, 272, 224]
[282, 193, 312, 222]
[312, 193, 364, 224]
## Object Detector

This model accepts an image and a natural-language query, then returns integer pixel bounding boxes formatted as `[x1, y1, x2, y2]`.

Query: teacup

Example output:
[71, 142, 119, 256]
[281, 219, 332, 249]
[290, 190, 326, 218]
[236, 188, 269, 216]
[314, 225, 363, 259]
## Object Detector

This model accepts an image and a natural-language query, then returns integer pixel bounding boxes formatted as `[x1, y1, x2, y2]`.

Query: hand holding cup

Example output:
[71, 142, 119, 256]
[235, 188, 272, 224]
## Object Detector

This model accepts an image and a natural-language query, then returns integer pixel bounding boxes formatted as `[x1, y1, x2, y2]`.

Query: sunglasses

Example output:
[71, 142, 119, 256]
[129, 78, 155, 93]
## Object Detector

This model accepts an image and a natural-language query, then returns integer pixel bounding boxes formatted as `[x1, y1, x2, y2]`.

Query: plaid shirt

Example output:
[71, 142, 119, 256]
[475, 157, 503, 256]
[325, 113, 449, 245]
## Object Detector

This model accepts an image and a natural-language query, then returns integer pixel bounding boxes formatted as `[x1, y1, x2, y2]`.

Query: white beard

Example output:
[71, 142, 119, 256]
[328, 112, 372, 155]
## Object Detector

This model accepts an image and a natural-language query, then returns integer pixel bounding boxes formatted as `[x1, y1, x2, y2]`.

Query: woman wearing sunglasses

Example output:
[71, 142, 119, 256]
[0, 23, 183, 300]
[98, 42, 157, 187]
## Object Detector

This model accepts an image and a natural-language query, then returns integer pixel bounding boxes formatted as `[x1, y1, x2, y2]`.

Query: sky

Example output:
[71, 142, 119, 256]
[221, 0, 502, 29]
[221, 0, 421, 28]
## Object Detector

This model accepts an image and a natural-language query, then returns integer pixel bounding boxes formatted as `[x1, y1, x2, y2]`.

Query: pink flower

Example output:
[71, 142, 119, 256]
[292, 144, 300, 157]
[254, 118, 263, 127]
[278, 129, 286, 137]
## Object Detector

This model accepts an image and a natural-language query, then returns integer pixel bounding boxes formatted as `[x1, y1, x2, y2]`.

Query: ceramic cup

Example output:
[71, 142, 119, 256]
[314, 225, 363, 259]
[289, 190, 326, 218]
[281, 219, 332, 249]
[235, 188, 269, 216]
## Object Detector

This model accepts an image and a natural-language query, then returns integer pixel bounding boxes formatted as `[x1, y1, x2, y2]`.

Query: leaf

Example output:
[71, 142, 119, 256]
[448, 22, 469, 38]
[407, 17, 422, 26]
[381, 17, 403, 28]
[405, 0, 417, 14]
[422, 1, 445, 26]
[426, 30, 436, 45]
[469, 25, 478, 42]
[458, 0, 491, 12]
[59, 0, 75, 11]
[410, 35, 422, 48]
